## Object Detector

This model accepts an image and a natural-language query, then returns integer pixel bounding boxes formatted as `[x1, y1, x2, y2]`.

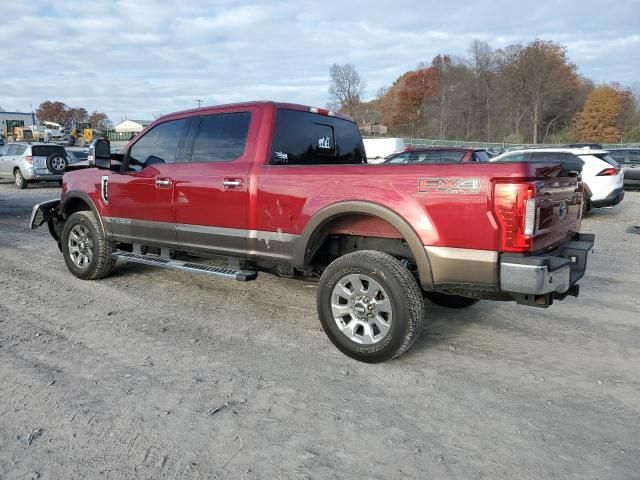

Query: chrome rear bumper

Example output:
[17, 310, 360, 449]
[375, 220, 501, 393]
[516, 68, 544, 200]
[500, 233, 595, 307]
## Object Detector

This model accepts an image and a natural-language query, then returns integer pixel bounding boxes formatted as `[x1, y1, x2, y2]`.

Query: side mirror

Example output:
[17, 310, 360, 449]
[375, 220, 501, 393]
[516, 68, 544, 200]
[88, 139, 111, 169]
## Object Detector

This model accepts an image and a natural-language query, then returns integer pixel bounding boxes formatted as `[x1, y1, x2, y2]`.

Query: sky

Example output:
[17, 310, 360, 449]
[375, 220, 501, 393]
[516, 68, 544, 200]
[1, 0, 639, 123]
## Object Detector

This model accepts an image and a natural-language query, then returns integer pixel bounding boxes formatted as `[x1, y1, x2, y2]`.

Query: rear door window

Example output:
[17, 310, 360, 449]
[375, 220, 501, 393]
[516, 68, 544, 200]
[629, 151, 640, 162]
[439, 150, 465, 162]
[189, 112, 251, 163]
[407, 150, 464, 163]
[6, 145, 19, 156]
[386, 152, 410, 164]
[501, 152, 525, 162]
[270, 109, 365, 165]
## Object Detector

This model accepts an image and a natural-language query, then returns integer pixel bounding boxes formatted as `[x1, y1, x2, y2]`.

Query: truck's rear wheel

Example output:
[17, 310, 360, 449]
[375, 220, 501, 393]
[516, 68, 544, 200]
[317, 250, 424, 363]
[62, 211, 115, 280]
[424, 291, 478, 309]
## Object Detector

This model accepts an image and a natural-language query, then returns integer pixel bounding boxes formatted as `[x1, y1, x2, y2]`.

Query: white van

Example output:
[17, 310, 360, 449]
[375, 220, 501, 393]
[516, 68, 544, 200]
[363, 138, 405, 164]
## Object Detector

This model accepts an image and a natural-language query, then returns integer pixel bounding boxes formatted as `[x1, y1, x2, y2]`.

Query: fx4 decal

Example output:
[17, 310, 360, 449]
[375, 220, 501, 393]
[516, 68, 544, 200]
[418, 177, 481, 195]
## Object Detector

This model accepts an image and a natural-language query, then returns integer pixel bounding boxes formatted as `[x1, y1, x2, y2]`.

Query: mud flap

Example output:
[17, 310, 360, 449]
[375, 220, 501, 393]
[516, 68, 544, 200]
[30, 199, 63, 248]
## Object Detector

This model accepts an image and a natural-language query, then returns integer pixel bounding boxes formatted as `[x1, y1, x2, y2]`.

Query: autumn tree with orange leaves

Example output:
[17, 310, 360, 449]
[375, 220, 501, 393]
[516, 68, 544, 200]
[573, 85, 631, 142]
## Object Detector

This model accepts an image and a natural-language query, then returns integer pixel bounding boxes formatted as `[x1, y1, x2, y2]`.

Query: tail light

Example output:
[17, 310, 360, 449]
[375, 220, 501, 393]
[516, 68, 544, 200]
[309, 107, 335, 116]
[596, 167, 619, 176]
[25, 155, 33, 164]
[493, 182, 537, 252]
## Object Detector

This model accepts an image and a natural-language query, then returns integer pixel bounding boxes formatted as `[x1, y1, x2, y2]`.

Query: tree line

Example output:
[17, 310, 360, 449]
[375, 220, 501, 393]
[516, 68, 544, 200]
[328, 39, 640, 143]
[35, 101, 112, 131]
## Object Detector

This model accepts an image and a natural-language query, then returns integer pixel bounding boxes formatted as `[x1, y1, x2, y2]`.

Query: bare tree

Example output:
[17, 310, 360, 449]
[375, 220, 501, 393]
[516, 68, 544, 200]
[328, 63, 365, 118]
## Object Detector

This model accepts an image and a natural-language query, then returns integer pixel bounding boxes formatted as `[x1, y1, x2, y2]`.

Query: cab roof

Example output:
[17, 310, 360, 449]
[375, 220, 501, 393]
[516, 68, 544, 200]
[153, 101, 356, 125]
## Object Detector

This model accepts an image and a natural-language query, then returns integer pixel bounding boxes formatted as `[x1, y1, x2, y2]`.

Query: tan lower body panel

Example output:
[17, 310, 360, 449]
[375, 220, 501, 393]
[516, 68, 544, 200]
[425, 246, 498, 286]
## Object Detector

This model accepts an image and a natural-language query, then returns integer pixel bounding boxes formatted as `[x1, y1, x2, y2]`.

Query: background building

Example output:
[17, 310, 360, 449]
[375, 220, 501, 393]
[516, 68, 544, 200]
[114, 119, 152, 133]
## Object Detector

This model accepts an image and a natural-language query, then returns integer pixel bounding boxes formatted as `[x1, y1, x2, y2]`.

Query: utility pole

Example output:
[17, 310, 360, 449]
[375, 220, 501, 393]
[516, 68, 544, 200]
[195, 99, 203, 108]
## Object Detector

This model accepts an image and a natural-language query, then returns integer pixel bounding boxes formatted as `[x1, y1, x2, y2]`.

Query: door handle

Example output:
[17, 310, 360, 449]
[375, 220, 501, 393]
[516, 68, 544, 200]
[155, 178, 172, 188]
[223, 179, 243, 188]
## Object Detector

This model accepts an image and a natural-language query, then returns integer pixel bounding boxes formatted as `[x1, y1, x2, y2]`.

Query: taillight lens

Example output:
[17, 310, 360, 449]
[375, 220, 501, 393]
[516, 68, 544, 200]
[25, 155, 33, 164]
[493, 182, 537, 252]
[597, 167, 619, 176]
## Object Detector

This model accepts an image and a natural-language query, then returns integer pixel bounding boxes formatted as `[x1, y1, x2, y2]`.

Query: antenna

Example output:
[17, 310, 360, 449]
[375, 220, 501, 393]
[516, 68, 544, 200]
[195, 99, 203, 108]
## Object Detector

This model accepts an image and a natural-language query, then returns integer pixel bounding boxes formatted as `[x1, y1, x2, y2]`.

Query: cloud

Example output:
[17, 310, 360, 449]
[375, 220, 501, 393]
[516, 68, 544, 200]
[0, 0, 637, 121]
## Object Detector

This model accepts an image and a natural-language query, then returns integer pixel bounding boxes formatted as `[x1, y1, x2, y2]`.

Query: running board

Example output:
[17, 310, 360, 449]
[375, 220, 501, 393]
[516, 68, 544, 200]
[112, 251, 258, 281]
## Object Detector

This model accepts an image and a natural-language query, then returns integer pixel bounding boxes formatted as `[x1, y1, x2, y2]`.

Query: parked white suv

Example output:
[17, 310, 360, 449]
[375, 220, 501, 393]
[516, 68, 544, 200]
[492, 148, 624, 213]
[0, 142, 71, 189]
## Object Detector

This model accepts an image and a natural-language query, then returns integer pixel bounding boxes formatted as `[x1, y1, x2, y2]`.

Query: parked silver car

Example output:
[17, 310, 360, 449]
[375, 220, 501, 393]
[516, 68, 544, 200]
[0, 142, 72, 189]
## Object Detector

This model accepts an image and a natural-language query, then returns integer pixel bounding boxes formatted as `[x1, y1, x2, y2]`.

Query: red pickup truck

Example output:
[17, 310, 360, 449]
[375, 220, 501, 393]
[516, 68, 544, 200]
[31, 101, 594, 362]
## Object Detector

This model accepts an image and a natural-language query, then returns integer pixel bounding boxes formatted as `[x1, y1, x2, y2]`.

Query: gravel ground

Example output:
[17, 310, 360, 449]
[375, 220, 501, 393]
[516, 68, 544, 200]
[0, 180, 639, 480]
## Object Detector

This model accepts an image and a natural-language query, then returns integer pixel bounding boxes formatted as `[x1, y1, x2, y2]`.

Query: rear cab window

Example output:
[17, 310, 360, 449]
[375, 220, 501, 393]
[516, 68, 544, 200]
[270, 109, 365, 165]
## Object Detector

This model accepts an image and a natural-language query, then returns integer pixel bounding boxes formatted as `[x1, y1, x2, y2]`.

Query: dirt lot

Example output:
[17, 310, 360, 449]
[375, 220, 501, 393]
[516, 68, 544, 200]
[0, 180, 639, 480]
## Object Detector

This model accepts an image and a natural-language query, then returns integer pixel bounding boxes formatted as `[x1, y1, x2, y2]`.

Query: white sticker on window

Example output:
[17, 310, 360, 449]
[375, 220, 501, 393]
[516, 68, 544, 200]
[318, 137, 332, 149]
[274, 152, 289, 163]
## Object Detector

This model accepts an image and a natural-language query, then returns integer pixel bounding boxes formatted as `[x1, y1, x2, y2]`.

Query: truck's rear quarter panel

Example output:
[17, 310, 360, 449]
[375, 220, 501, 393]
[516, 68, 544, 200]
[255, 162, 580, 252]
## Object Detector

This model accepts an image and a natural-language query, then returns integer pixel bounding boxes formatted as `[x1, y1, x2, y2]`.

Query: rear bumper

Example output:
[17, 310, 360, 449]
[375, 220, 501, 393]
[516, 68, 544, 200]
[500, 233, 595, 307]
[591, 187, 624, 208]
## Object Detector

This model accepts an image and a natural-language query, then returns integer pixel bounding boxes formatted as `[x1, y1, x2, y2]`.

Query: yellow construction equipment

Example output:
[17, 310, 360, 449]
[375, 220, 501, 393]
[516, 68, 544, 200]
[2, 120, 25, 142]
[67, 122, 95, 146]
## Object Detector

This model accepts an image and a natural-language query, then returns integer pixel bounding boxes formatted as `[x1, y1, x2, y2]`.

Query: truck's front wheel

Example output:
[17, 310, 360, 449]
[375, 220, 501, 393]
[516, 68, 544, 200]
[317, 251, 424, 363]
[61, 211, 115, 280]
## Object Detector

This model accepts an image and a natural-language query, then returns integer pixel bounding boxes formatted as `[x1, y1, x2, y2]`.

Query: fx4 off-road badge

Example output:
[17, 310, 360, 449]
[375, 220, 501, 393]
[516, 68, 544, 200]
[418, 177, 481, 195]
[101, 175, 109, 203]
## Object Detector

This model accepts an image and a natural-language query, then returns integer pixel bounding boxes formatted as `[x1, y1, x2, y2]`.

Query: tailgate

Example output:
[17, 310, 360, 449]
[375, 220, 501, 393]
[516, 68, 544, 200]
[530, 165, 582, 252]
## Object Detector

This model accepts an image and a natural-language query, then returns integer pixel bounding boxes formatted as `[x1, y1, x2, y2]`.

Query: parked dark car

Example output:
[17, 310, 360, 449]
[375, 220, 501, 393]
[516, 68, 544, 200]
[384, 147, 490, 164]
[608, 148, 640, 189]
[0, 138, 5, 147]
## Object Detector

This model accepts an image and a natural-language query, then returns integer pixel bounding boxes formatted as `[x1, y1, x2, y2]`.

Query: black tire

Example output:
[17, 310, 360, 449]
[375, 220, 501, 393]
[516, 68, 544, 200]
[14, 169, 27, 189]
[61, 211, 115, 280]
[424, 291, 479, 309]
[317, 250, 424, 363]
[46, 153, 68, 174]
